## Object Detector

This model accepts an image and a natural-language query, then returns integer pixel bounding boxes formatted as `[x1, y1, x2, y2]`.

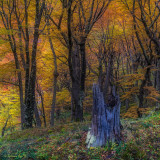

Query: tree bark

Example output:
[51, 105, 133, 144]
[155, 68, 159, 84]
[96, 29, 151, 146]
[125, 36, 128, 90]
[138, 68, 150, 109]
[34, 103, 41, 127]
[36, 83, 46, 127]
[70, 43, 84, 121]
[86, 84, 121, 148]
[156, 58, 160, 110]
[103, 53, 113, 103]
[72, 80, 83, 121]
[25, 0, 45, 128]
[24, 0, 30, 106]
[49, 36, 58, 127]
[2, 115, 11, 137]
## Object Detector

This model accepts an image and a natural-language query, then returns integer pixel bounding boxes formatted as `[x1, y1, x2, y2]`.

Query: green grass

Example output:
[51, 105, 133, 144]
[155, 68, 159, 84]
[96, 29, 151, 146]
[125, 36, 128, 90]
[0, 111, 160, 160]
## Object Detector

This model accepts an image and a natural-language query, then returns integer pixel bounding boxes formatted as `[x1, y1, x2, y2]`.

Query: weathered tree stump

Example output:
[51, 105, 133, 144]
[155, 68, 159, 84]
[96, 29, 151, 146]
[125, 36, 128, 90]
[86, 84, 121, 148]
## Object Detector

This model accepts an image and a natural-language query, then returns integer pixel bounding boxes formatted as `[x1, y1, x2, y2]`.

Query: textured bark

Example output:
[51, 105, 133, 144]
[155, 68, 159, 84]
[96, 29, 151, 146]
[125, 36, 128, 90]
[34, 103, 41, 127]
[70, 43, 84, 121]
[72, 80, 83, 121]
[103, 53, 114, 103]
[36, 84, 46, 127]
[67, 9, 84, 121]
[49, 36, 58, 127]
[80, 42, 86, 92]
[86, 84, 121, 148]
[24, 0, 30, 106]
[138, 68, 150, 109]
[156, 58, 160, 110]
[8, 33, 25, 129]
[98, 59, 104, 91]
[41, 93, 46, 127]
[2, 115, 11, 137]
[125, 99, 130, 111]
[25, 0, 45, 128]
[18, 74, 25, 129]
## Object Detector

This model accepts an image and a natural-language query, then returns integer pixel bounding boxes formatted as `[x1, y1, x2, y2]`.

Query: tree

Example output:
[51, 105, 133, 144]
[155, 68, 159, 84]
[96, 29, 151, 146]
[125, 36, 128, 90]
[0, 0, 46, 129]
[47, 0, 112, 121]
[25, 0, 45, 128]
[135, 0, 160, 110]
[121, 0, 160, 115]
[47, 22, 59, 127]
[0, 0, 26, 128]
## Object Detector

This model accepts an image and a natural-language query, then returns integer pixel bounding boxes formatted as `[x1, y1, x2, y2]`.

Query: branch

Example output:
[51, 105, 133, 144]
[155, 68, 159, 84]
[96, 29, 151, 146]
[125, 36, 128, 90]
[0, 80, 19, 86]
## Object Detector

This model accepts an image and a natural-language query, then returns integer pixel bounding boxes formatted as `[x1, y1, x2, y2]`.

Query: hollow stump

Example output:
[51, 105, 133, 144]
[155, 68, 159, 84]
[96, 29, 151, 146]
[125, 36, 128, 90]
[86, 84, 121, 148]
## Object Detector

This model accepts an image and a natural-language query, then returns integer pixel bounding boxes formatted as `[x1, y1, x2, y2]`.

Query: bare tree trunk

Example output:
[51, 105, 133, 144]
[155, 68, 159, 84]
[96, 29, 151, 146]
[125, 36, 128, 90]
[156, 58, 160, 110]
[64, 12, 82, 120]
[154, 59, 157, 89]
[103, 53, 114, 103]
[41, 92, 46, 127]
[71, 93, 74, 121]
[138, 68, 150, 108]
[18, 73, 25, 129]
[72, 81, 83, 121]
[49, 37, 58, 127]
[24, 0, 30, 107]
[98, 58, 104, 91]
[125, 99, 130, 111]
[2, 115, 11, 137]
[70, 43, 84, 121]
[37, 84, 46, 127]
[8, 34, 25, 129]
[34, 103, 41, 127]
[86, 84, 121, 148]
[25, 0, 45, 128]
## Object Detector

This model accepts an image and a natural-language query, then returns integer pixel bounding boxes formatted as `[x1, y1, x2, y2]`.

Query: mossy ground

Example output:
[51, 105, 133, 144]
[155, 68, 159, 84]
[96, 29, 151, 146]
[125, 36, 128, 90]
[0, 111, 160, 160]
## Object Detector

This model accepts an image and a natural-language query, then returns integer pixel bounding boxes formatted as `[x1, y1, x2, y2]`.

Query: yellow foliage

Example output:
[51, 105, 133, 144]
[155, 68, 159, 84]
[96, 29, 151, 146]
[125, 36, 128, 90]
[144, 86, 160, 100]
[121, 87, 139, 100]
[122, 106, 139, 118]
[56, 89, 71, 108]
[122, 106, 152, 119]
[0, 85, 20, 133]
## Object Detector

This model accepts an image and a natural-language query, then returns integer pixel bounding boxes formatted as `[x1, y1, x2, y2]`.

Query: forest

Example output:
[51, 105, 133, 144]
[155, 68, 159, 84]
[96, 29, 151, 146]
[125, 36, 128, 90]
[0, 0, 160, 159]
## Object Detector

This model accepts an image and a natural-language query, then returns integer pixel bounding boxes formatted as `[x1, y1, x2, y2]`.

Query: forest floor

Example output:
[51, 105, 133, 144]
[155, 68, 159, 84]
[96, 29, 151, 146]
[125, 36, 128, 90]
[0, 111, 160, 160]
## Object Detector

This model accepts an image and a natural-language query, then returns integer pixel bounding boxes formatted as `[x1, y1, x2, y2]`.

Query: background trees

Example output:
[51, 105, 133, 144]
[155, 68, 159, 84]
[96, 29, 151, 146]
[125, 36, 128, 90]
[0, 0, 160, 133]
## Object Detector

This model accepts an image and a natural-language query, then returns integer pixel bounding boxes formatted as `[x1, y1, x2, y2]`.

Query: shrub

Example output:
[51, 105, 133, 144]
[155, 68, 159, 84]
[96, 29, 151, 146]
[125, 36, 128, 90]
[115, 141, 147, 160]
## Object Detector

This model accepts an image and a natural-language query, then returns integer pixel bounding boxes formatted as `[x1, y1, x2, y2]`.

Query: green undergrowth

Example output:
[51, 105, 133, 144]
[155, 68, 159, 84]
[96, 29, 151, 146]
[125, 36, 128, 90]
[0, 111, 160, 160]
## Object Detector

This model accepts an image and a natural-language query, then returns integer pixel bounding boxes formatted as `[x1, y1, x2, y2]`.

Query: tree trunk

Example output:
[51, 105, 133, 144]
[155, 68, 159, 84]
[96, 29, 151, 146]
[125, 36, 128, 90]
[80, 42, 86, 92]
[156, 58, 160, 110]
[18, 73, 25, 130]
[41, 92, 46, 127]
[86, 84, 121, 148]
[24, 0, 45, 128]
[2, 115, 11, 137]
[103, 53, 113, 103]
[67, 2, 85, 121]
[9, 37, 25, 129]
[37, 84, 46, 127]
[98, 58, 104, 91]
[138, 68, 150, 109]
[70, 43, 84, 121]
[125, 99, 130, 111]
[72, 81, 83, 121]
[24, 0, 30, 106]
[49, 37, 58, 127]
[71, 94, 74, 121]
[34, 103, 41, 127]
